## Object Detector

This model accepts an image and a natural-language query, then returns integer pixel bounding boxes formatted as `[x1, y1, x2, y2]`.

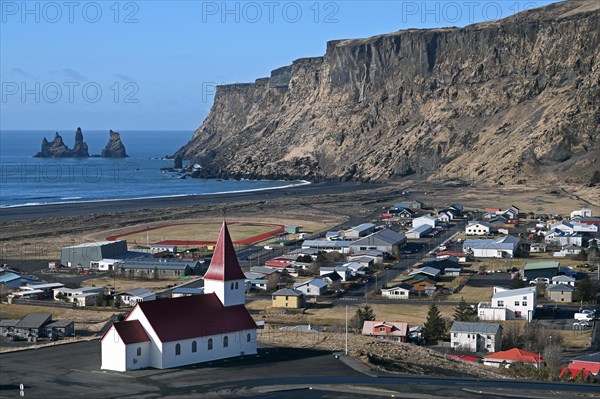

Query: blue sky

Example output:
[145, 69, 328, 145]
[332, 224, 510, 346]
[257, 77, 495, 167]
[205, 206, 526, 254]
[1, 0, 558, 131]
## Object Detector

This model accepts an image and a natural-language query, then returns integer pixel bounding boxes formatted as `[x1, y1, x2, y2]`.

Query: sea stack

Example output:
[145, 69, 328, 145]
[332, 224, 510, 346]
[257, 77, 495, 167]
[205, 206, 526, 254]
[101, 130, 128, 158]
[34, 129, 90, 158]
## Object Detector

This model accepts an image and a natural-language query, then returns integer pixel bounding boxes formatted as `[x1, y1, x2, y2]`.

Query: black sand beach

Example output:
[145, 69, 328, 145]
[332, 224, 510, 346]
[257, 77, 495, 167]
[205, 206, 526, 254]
[0, 182, 382, 221]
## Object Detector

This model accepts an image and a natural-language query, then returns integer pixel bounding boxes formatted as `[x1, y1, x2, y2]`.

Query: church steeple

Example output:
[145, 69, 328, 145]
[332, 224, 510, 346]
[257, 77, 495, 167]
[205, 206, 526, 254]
[203, 222, 246, 306]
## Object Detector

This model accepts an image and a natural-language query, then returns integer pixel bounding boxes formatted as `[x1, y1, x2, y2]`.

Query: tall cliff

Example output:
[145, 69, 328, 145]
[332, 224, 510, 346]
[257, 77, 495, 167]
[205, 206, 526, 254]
[101, 130, 128, 158]
[177, 1, 600, 184]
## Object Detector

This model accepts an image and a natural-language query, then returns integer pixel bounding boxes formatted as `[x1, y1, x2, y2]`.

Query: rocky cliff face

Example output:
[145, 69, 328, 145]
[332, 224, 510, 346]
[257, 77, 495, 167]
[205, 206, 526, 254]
[101, 130, 128, 158]
[34, 128, 90, 158]
[177, 0, 599, 185]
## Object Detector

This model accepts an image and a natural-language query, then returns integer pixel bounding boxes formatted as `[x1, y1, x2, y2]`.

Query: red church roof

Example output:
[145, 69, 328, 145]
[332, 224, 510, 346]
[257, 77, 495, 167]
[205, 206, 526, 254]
[133, 293, 256, 343]
[203, 222, 246, 281]
[103, 320, 150, 344]
[484, 348, 542, 364]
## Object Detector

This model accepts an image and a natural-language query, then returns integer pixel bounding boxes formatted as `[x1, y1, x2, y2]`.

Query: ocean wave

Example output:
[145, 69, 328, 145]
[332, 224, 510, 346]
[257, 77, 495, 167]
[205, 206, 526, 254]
[0, 180, 312, 208]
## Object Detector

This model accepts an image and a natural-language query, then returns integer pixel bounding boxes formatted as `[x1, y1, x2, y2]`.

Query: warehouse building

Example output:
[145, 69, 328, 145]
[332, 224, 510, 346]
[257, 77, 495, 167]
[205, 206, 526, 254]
[61, 241, 128, 268]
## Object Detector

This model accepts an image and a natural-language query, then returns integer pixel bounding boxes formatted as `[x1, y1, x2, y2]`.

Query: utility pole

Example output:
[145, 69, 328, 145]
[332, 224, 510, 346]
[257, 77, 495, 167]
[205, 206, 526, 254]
[345, 305, 348, 356]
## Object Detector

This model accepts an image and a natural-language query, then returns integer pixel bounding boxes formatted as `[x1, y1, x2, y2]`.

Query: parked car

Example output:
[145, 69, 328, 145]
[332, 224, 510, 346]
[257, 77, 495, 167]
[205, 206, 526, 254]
[573, 321, 591, 329]
[574, 312, 594, 321]
[529, 277, 550, 285]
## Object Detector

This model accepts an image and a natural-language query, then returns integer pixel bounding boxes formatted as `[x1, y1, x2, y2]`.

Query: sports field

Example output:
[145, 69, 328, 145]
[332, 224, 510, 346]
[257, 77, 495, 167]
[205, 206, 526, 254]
[105, 222, 284, 246]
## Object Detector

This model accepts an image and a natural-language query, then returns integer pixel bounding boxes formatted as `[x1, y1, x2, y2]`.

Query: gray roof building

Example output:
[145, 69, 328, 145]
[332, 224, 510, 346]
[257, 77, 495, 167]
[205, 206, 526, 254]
[450, 321, 502, 335]
[15, 313, 52, 329]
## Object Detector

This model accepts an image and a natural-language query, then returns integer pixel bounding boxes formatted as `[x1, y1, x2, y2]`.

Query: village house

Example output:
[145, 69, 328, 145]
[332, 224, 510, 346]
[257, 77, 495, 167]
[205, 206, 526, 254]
[380, 283, 413, 299]
[116, 288, 156, 306]
[301, 239, 351, 254]
[546, 284, 575, 303]
[483, 348, 543, 368]
[319, 266, 350, 282]
[437, 211, 454, 223]
[150, 244, 178, 254]
[465, 221, 493, 236]
[409, 266, 440, 280]
[13, 313, 52, 339]
[477, 286, 537, 322]
[293, 278, 328, 297]
[349, 229, 407, 256]
[553, 244, 582, 257]
[551, 275, 576, 286]
[349, 250, 385, 264]
[362, 320, 409, 342]
[550, 220, 598, 234]
[53, 286, 105, 307]
[529, 243, 547, 253]
[320, 272, 343, 292]
[396, 208, 416, 219]
[347, 255, 374, 267]
[271, 288, 305, 309]
[398, 275, 437, 296]
[412, 216, 438, 229]
[0, 272, 38, 289]
[44, 320, 75, 338]
[101, 222, 257, 372]
[463, 235, 521, 258]
[405, 224, 433, 239]
[544, 230, 583, 247]
[450, 322, 502, 353]
[344, 223, 376, 238]
[570, 209, 593, 220]
[560, 352, 600, 380]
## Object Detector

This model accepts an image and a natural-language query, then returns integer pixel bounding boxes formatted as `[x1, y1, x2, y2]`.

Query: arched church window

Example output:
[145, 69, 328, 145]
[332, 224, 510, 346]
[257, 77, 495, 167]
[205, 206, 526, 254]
[223, 336, 229, 348]
[175, 343, 181, 355]
[208, 338, 213, 350]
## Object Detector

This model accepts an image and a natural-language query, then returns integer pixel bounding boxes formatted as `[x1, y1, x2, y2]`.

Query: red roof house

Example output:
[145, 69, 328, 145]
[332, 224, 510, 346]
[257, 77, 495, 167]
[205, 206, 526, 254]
[101, 221, 257, 372]
[560, 352, 600, 379]
[361, 320, 409, 342]
[483, 348, 544, 368]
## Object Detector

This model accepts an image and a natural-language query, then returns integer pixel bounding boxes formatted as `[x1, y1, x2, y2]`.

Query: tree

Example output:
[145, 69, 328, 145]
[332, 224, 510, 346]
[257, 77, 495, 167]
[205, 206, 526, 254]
[296, 255, 313, 263]
[510, 272, 527, 289]
[352, 305, 376, 331]
[95, 293, 108, 307]
[574, 276, 600, 303]
[113, 296, 122, 309]
[543, 344, 563, 377]
[453, 297, 478, 322]
[423, 303, 446, 344]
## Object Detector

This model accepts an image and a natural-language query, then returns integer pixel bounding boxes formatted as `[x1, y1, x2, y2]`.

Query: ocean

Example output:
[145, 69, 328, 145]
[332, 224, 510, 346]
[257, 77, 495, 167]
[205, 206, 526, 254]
[0, 130, 307, 207]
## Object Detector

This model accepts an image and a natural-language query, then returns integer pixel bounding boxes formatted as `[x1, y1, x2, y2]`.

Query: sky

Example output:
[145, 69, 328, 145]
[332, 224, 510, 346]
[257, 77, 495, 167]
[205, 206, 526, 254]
[0, 0, 559, 131]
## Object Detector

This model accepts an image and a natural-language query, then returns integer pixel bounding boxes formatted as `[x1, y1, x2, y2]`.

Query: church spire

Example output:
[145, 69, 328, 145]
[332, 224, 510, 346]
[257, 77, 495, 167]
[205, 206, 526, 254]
[203, 222, 245, 281]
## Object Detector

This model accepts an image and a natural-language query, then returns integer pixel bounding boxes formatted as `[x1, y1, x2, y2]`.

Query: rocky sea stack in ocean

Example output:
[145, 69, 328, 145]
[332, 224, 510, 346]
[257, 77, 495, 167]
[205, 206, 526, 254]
[176, 0, 600, 185]
[34, 128, 90, 158]
[101, 130, 128, 158]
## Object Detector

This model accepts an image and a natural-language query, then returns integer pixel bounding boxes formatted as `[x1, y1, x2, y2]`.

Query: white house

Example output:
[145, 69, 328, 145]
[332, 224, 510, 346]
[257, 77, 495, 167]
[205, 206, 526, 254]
[437, 211, 453, 223]
[293, 278, 328, 296]
[381, 283, 413, 299]
[551, 221, 598, 234]
[463, 235, 520, 258]
[52, 287, 105, 307]
[450, 322, 502, 353]
[553, 244, 582, 257]
[412, 216, 437, 229]
[465, 222, 493, 236]
[478, 286, 537, 322]
[319, 266, 350, 282]
[551, 275, 576, 286]
[544, 230, 583, 246]
[570, 209, 592, 220]
[344, 223, 376, 239]
[117, 288, 156, 306]
[101, 222, 257, 371]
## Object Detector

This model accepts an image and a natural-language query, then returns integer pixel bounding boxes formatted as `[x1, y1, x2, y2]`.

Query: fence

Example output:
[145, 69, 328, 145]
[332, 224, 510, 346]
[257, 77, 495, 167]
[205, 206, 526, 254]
[11, 298, 75, 309]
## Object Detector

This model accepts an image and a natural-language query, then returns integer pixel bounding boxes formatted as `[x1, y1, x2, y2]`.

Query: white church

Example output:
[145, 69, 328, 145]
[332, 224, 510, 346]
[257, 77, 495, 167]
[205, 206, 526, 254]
[101, 222, 257, 371]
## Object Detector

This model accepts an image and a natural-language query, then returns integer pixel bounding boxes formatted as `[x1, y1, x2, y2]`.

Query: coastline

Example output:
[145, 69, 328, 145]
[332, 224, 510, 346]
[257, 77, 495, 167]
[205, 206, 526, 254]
[0, 181, 379, 221]
[0, 179, 312, 209]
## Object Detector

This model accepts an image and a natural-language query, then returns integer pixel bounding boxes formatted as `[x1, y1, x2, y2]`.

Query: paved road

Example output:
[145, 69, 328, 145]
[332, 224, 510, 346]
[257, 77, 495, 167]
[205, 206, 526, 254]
[1, 341, 598, 399]
[0, 182, 379, 221]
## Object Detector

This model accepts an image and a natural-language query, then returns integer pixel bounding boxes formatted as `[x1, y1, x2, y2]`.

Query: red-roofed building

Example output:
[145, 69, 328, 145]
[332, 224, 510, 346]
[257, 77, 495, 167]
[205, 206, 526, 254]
[559, 352, 600, 379]
[482, 348, 544, 368]
[101, 222, 257, 371]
